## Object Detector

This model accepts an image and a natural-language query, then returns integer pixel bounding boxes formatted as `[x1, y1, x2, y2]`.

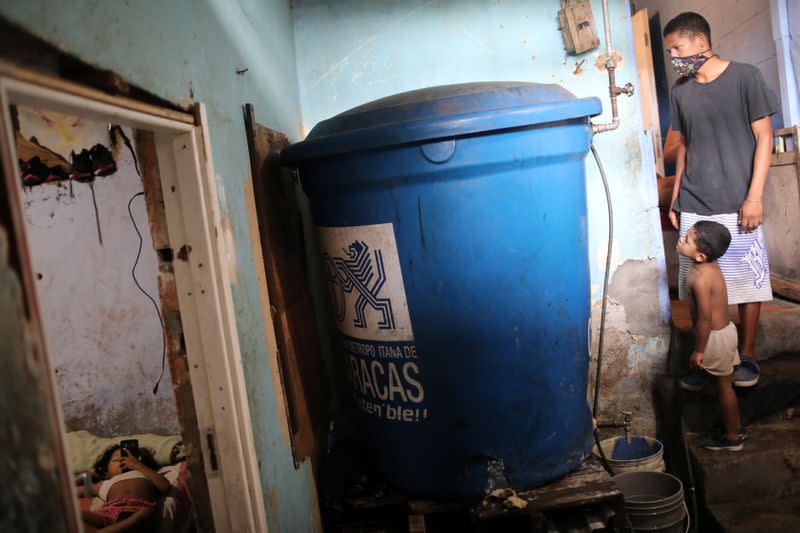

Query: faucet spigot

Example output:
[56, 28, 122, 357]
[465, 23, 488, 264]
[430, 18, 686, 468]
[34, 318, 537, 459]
[622, 411, 633, 444]
[613, 83, 634, 97]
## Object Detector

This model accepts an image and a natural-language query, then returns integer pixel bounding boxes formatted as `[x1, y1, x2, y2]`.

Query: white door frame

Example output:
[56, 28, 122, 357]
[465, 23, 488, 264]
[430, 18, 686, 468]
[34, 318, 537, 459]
[0, 66, 267, 533]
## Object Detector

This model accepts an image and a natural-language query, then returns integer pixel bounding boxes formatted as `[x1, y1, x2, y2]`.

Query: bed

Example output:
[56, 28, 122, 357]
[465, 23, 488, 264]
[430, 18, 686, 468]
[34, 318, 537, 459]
[66, 430, 194, 533]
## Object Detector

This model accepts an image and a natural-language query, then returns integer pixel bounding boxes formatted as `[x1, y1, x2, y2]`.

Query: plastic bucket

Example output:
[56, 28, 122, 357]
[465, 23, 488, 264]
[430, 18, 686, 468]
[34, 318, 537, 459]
[592, 435, 665, 475]
[613, 471, 686, 532]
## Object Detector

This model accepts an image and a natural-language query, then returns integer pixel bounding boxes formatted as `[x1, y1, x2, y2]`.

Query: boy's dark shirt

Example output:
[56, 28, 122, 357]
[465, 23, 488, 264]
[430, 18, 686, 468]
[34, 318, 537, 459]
[670, 61, 777, 215]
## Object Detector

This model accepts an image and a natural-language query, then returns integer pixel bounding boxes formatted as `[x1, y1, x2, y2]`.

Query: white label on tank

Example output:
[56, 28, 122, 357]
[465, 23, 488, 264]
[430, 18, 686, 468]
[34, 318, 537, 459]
[317, 223, 413, 342]
[317, 223, 427, 424]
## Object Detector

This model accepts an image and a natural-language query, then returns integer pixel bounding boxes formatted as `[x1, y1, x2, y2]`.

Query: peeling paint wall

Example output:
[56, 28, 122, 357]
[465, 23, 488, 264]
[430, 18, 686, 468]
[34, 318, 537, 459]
[18, 108, 180, 437]
[0, 226, 73, 533]
[291, 0, 670, 435]
[0, 1, 319, 530]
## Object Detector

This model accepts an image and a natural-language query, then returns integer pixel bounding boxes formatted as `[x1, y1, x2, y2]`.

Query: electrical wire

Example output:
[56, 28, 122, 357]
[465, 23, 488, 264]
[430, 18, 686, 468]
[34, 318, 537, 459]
[110, 124, 141, 176]
[590, 143, 615, 477]
[116, 123, 167, 394]
[128, 190, 167, 394]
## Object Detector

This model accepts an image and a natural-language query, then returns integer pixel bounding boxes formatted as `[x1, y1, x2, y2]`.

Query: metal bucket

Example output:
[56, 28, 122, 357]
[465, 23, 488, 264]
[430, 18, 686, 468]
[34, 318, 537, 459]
[592, 435, 665, 475]
[613, 471, 686, 532]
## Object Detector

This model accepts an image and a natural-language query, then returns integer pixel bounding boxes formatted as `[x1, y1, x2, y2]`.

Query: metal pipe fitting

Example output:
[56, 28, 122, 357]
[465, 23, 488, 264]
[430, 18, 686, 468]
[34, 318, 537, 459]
[596, 410, 634, 444]
[592, 0, 635, 135]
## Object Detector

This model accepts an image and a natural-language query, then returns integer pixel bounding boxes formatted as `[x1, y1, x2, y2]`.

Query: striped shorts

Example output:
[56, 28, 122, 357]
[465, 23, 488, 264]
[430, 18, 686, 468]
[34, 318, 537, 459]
[678, 212, 772, 305]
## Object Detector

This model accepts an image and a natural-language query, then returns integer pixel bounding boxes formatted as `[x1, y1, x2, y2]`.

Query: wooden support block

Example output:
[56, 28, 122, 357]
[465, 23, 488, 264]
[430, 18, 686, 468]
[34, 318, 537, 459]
[763, 125, 800, 301]
[408, 514, 426, 533]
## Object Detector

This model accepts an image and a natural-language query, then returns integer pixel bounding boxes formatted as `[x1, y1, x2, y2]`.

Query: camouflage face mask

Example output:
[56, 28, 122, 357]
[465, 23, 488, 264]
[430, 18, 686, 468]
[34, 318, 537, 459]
[671, 50, 712, 77]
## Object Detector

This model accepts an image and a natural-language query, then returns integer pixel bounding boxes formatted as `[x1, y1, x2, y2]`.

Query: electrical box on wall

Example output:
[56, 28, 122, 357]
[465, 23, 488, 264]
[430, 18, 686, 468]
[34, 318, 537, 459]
[558, 1, 600, 55]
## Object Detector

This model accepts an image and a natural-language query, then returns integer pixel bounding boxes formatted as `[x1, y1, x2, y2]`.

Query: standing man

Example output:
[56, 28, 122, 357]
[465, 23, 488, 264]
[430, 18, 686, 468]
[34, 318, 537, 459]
[664, 12, 776, 391]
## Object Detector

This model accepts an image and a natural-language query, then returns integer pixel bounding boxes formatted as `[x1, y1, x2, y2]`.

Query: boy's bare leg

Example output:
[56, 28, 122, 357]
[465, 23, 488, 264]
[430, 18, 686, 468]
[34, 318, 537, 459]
[716, 374, 742, 440]
[738, 302, 761, 358]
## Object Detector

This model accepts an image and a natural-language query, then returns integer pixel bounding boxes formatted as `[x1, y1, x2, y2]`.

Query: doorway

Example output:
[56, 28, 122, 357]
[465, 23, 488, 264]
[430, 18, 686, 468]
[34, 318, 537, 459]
[0, 66, 266, 532]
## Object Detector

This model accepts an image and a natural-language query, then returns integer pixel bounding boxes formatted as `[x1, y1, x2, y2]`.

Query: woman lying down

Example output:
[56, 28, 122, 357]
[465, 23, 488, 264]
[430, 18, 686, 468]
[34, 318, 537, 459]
[80, 444, 170, 532]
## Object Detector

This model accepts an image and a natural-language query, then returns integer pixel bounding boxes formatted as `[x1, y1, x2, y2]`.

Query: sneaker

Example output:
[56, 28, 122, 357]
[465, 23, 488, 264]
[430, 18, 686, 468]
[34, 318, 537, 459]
[680, 370, 710, 392]
[702, 435, 744, 452]
[20, 156, 48, 186]
[70, 149, 94, 182]
[45, 164, 69, 182]
[733, 356, 760, 388]
[707, 426, 748, 441]
[89, 144, 117, 177]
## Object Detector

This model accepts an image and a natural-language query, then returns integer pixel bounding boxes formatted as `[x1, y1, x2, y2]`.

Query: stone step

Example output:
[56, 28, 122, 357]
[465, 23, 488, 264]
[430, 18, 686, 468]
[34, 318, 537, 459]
[686, 414, 800, 506]
[678, 353, 800, 434]
[707, 496, 800, 533]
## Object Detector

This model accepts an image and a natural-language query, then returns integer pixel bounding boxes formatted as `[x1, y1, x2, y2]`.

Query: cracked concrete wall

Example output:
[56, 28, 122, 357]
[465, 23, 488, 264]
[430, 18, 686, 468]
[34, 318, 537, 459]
[292, 0, 671, 437]
[0, 227, 74, 532]
[591, 259, 670, 437]
[18, 110, 180, 438]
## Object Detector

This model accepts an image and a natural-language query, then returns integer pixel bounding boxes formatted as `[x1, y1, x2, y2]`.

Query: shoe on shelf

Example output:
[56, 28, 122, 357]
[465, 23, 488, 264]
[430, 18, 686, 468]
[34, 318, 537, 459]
[20, 156, 49, 186]
[680, 369, 710, 392]
[702, 435, 744, 452]
[89, 144, 117, 177]
[733, 356, 760, 388]
[45, 164, 69, 182]
[70, 149, 94, 182]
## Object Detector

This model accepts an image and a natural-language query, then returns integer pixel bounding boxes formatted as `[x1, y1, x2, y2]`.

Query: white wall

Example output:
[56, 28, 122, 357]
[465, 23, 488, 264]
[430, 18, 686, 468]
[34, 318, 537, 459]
[635, 0, 784, 124]
[19, 107, 180, 438]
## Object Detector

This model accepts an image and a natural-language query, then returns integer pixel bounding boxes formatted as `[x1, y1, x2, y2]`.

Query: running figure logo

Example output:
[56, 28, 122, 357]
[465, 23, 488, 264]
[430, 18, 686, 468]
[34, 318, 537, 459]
[323, 240, 396, 331]
[741, 233, 768, 289]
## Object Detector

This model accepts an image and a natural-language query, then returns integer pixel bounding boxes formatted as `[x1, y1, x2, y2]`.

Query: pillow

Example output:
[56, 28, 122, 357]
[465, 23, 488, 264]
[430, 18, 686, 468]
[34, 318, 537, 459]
[66, 430, 184, 473]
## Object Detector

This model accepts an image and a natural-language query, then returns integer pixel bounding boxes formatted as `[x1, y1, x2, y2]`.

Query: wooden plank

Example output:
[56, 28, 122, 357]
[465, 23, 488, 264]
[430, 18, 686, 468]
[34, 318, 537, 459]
[771, 276, 800, 302]
[134, 129, 216, 532]
[243, 103, 328, 465]
[763, 125, 800, 301]
[243, 177, 292, 446]
[194, 104, 269, 532]
[0, 60, 194, 125]
[477, 459, 621, 519]
[632, 8, 664, 177]
[155, 133, 233, 531]
[408, 514, 427, 533]
[771, 151, 797, 166]
[774, 126, 796, 137]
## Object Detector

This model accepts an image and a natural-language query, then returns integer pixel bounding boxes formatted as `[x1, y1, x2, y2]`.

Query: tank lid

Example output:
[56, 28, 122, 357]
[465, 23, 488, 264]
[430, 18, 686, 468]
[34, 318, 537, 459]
[282, 81, 602, 163]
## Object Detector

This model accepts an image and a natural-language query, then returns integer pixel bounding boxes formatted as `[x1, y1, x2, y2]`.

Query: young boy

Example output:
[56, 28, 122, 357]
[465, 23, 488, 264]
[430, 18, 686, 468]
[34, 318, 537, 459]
[664, 12, 776, 391]
[677, 221, 743, 450]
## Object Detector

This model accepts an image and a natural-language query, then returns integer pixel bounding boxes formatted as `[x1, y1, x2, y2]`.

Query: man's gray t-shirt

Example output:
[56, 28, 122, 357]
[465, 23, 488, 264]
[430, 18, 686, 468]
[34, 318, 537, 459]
[670, 61, 777, 215]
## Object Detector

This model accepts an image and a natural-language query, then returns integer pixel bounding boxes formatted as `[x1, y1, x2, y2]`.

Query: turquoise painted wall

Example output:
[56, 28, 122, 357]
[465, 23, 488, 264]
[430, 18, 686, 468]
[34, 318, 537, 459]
[0, 1, 318, 531]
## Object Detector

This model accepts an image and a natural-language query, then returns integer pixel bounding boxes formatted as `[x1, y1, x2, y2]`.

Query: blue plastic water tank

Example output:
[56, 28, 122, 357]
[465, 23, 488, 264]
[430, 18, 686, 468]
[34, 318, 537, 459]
[282, 82, 603, 498]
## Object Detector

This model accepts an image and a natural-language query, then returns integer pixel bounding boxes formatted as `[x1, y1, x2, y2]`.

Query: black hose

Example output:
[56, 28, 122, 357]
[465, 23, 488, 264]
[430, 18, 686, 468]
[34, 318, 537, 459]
[590, 144, 615, 477]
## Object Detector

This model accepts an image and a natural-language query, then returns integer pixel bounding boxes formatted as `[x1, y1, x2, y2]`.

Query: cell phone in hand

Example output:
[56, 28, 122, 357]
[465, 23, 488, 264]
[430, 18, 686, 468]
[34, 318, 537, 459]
[120, 439, 140, 459]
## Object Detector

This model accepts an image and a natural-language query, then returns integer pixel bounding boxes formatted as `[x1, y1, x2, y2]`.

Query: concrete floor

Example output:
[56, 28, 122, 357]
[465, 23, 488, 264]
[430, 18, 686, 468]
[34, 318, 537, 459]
[665, 290, 800, 532]
[687, 410, 800, 533]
